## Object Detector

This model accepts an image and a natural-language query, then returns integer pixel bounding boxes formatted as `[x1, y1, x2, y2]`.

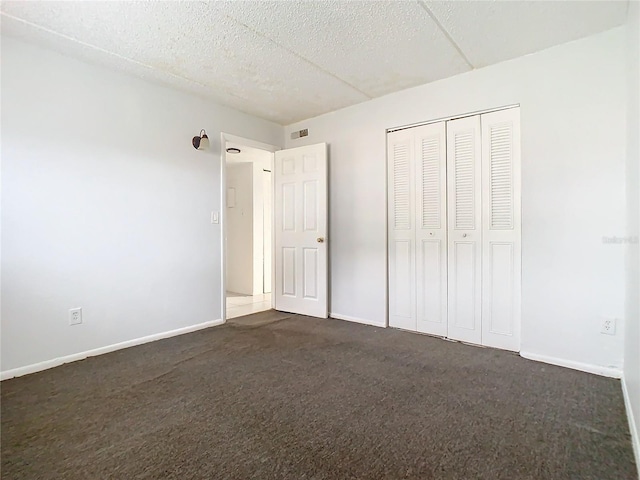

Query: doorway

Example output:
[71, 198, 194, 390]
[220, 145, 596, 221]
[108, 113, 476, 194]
[223, 136, 275, 319]
[221, 135, 329, 322]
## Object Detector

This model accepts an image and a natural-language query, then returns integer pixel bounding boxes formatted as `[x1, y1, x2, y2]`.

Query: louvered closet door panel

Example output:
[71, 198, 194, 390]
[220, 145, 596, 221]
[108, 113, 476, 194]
[388, 130, 416, 331]
[446, 116, 482, 345]
[481, 108, 521, 351]
[414, 123, 447, 337]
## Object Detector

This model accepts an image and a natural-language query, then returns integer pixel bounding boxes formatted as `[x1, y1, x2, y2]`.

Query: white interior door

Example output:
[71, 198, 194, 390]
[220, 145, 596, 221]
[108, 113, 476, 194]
[415, 122, 448, 336]
[481, 108, 521, 351]
[447, 116, 482, 345]
[274, 143, 328, 318]
[388, 129, 416, 331]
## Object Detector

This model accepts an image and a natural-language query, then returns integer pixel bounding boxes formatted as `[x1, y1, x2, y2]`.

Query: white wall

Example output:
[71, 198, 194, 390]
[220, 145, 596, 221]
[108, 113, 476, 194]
[251, 162, 264, 296]
[263, 169, 273, 294]
[285, 28, 627, 372]
[226, 163, 255, 295]
[624, 0, 640, 468]
[1, 37, 282, 374]
[252, 159, 273, 296]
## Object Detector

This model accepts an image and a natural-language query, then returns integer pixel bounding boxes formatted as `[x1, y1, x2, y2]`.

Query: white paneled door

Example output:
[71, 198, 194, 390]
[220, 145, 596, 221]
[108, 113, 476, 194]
[481, 109, 521, 351]
[446, 116, 482, 345]
[274, 143, 328, 318]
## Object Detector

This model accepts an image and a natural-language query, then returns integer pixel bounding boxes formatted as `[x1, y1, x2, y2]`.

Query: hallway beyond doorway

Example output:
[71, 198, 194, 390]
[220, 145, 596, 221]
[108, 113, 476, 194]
[226, 292, 272, 319]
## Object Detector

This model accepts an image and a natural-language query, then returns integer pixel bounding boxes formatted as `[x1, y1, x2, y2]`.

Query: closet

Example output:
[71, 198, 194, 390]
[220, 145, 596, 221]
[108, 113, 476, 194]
[387, 107, 521, 352]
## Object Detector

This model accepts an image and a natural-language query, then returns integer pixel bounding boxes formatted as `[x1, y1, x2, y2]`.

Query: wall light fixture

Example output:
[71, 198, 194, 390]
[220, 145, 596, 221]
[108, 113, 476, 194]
[192, 129, 209, 150]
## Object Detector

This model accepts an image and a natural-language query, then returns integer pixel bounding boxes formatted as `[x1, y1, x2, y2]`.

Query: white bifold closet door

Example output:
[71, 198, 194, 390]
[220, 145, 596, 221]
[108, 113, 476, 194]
[388, 128, 415, 331]
[388, 107, 520, 352]
[415, 123, 448, 336]
[446, 110, 521, 350]
[446, 116, 483, 345]
[388, 122, 447, 336]
[480, 108, 521, 351]
[388, 128, 416, 331]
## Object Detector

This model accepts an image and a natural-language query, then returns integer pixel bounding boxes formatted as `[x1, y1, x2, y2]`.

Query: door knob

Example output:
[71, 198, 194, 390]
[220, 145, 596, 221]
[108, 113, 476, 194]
[317, 237, 325, 243]
[462, 233, 467, 238]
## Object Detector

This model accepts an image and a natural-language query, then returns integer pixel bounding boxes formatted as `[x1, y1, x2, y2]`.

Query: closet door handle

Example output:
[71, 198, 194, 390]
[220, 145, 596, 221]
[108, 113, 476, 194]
[462, 233, 468, 238]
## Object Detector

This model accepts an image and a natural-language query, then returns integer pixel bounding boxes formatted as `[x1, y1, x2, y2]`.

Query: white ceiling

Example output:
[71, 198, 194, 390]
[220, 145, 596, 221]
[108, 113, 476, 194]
[0, 1, 628, 125]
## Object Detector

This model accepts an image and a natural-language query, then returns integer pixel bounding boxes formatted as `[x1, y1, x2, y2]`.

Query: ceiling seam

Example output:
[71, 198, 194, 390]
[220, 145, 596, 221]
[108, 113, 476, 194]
[417, 1, 474, 69]
[0, 12, 260, 107]
[222, 14, 373, 100]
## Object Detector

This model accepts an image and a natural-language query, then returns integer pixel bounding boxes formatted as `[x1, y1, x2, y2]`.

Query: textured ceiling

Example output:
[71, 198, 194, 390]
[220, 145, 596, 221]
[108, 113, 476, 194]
[0, 1, 629, 125]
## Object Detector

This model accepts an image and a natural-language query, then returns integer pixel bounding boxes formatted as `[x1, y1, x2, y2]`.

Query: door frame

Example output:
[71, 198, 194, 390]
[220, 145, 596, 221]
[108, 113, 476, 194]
[384, 103, 521, 346]
[220, 132, 280, 323]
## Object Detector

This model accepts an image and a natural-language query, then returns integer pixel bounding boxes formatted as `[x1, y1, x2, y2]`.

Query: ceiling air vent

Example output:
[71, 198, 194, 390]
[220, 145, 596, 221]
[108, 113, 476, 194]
[290, 128, 308, 140]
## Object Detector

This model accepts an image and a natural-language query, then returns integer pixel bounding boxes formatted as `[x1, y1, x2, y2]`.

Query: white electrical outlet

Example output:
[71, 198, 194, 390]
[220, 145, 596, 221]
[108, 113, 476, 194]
[601, 318, 616, 335]
[69, 307, 82, 326]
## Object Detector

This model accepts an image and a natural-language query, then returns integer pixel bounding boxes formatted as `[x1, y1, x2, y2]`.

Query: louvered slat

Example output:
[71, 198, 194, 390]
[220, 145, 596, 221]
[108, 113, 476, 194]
[393, 142, 411, 229]
[421, 137, 440, 229]
[490, 123, 513, 229]
[454, 132, 475, 230]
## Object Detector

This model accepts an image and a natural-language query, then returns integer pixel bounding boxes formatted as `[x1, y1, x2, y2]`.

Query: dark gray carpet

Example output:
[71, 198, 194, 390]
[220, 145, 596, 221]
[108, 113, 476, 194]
[1, 312, 636, 480]
[227, 310, 293, 328]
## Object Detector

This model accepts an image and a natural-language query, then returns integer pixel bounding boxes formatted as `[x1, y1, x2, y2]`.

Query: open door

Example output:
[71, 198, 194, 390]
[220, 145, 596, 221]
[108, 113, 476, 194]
[274, 143, 328, 318]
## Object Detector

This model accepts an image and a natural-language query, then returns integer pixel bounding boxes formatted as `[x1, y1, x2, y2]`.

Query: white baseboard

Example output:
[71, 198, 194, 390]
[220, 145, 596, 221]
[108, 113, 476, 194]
[622, 375, 640, 479]
[1, 318, 224, 381]
[520, 351, 622, 378]
[329, 312, 387, 328]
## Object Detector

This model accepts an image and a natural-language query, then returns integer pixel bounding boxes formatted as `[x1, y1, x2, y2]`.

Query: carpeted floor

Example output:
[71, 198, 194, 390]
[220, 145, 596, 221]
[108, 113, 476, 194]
[1, 312, 637, 479]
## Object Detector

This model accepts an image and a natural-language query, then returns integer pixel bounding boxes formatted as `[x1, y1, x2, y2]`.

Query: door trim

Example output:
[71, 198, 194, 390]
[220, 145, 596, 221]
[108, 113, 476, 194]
[220, 132, 280, 323]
